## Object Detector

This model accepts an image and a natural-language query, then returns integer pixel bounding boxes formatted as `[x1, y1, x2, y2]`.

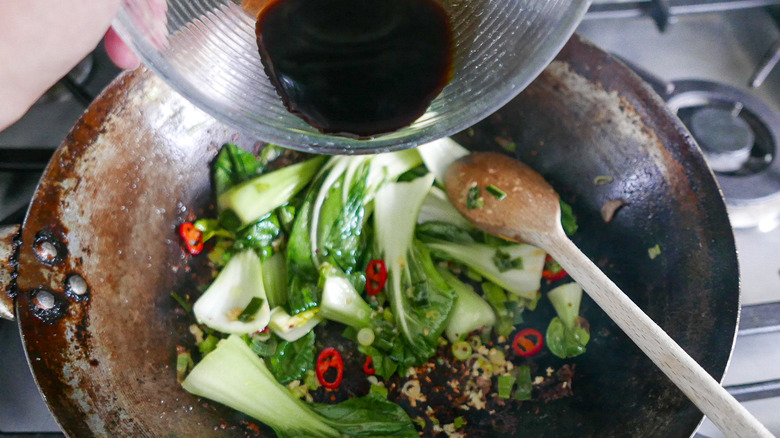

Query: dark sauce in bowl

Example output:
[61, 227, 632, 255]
[255, 0, 454, 138]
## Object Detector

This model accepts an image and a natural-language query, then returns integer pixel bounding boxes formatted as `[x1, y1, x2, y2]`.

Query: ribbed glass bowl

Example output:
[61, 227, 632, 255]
[113, 0, 590, 154]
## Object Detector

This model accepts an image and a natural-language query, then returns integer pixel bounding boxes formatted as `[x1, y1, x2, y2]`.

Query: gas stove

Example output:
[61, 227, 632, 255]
[578, 4, 780, 436]
[2, 4, 780, 436]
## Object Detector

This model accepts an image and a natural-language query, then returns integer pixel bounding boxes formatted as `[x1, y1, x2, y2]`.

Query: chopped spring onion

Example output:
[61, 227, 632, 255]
[451, 341, 473, 361]
[485, 184, 507, 200]
[493, 249, 523, 273]
[176, 348, 194, 383]
[412, 417, 427, 429]
[513, 365, 533, 401]
[559, 199, 578, 236]
[357, 327, 376, 346]
[453, 416, 467, 429]
[494, 137, 517, 152]
[466, 186, 484, 210]
[648, 244, 662, 260]
[171, 292, 192, 314]
[237, 297, 265, 322]
[198, 334, 220, 356]
[497, 375, 516, 399]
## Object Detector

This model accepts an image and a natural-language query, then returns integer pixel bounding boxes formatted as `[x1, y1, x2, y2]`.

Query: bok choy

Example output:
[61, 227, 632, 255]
[318, 263, 372, 329]
[182, 335, 417, 438]
[218, 155, 326, 225]
[545, 282, 590, 358]
[436, 267, 495, 343]
[286, 150, 422, 315]
[179, 140, 592, 438]
[417, 222, 547, 301]
[193, 249, 271, 334]
[373, 174, 457, 363]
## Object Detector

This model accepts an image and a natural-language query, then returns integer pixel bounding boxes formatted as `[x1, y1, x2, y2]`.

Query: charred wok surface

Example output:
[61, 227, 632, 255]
[13, 34, 738, 437]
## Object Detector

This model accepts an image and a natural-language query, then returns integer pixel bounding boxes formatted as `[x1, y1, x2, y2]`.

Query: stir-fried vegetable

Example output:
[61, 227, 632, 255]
[417, 221, 547, 300]
[512, 328, 544, 357]
[262, 250, 288, 308]
[546, 282, 590, 358]
[179, 141, 592, 437]
[212, 143, 265, 197]
[316, 347, 344, 389]
[219, 156, 326, 225]
[192, 250, 271, 334]
[364, 259, 388, 296]
[179, 222, 204, 255]
[182, 335, 417, 437]
[374, 174, 457, 364]
[416, 136, 469, 184]
[268, 330, 316, 384]
[437, 267, 495, 343]
[418, 186, 473, 229]
[318, 263, 372, 329]
[268, 307, 321, 342]
[285, 150, 422, 316]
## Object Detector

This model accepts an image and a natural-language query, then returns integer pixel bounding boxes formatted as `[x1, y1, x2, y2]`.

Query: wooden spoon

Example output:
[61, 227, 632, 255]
[445, 152, 774, 438]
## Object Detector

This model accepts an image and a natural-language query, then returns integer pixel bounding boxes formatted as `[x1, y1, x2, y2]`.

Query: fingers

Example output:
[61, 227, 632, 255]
[0, 0, 120, 130]
[105, 28, 140, 70]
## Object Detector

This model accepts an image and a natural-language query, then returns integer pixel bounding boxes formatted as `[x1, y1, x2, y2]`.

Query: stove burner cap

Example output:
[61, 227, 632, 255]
[689, 107, 754, 172]
[665, 79, 780, 228]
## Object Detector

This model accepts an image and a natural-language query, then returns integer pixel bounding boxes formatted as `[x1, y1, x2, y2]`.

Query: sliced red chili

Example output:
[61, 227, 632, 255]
[513, 328, 544, 357]
[316, 347, 344, 390]
[179, 222, 204, 255]
[365, 259, 388, 296]
[363, 356, 375, 375]
[542, 254, 567, 281]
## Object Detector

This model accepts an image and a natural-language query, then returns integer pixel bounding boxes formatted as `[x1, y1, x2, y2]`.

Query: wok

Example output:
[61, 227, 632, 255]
[0, 34, 739, 437]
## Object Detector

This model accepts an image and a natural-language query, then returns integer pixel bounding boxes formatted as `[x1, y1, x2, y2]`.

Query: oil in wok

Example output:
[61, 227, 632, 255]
[255, 0, 454, 138]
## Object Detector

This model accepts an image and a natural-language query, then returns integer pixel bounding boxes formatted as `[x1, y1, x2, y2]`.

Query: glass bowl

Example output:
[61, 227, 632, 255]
[113, 0, 590, 154]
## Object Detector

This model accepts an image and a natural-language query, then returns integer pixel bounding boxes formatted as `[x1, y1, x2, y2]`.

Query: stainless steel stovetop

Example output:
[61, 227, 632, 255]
[1, 4, 780, 436]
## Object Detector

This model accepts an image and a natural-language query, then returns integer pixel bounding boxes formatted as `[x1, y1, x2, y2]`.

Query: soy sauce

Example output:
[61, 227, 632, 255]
[255, 0, 453, 138]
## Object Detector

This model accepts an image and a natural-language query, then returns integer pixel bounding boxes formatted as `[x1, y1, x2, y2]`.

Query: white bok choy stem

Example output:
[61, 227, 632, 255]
[373, 172, 459, 364]
[193, 250, 271, 334]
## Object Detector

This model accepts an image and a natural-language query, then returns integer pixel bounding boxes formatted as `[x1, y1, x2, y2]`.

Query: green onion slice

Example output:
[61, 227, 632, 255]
[497, 375, 516, 399]
[237, 297, 265, 322]
[357, 327, 376, 346]
[466, 186, 484, 210]
[451, 340, 473, 360]
[486, 184, 507, 200]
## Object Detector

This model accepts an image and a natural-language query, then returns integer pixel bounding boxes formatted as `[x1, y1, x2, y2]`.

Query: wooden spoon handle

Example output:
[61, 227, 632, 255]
[544, 235, 774, 438]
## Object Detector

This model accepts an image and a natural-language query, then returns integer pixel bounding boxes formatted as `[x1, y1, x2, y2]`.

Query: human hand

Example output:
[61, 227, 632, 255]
[105, 27, 140, 70]
[0, 0, 138, 130]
